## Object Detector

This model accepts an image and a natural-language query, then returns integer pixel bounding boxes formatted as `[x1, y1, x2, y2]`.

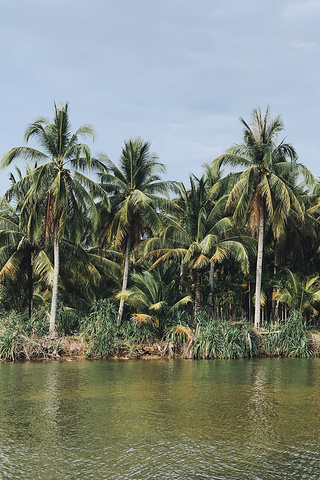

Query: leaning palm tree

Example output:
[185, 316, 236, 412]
[1, 103, 105, 335]
[98, 138, 175, 325]
[211, 107, 314, 327]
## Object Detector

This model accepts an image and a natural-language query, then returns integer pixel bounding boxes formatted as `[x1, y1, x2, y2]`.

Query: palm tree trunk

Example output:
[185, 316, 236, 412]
[207, 261, 215, 317]
[117, 233, 131, 326]
[248, 281, 251, 323]
[194, 269, 201, 323]
[271, 243, 280, 323]
[208, 261, 215, 306]
[254, 213, 264, 328]
[179, 259, 185, 292]
[27, 246, 33, 319]
[50, 226, 59, 336]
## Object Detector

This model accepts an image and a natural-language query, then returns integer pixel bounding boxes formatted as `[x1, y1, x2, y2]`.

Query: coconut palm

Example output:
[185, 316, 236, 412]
[212, 107, 314, 327]
[118, 268, 192, 333]
[275, 269, 320, 317]
[1, 103, 105, 335]
[0, 165, 47, 317]
[145, 174, 252, 319]
[0, 201, 37, 316]
[98, 137, 175, 325]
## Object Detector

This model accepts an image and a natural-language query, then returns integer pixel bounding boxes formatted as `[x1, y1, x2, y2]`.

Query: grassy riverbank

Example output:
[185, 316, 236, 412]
[0, 304, 319, 362]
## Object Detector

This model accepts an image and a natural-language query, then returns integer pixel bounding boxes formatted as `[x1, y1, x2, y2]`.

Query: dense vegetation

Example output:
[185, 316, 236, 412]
[1, 103, 320, 360]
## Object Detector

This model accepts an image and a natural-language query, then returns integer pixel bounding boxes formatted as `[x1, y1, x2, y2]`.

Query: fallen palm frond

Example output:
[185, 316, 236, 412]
[131, 313, 153, 324]
[310, 332, 320, 356]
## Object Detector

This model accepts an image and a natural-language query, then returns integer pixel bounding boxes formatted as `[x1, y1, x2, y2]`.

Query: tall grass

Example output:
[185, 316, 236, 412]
[262, 310, 314, 357]
[0, 305, 316, 361]
[80, 300, 117, 358]
[0, 310, 52, 360]
[193, 314, 260, 359]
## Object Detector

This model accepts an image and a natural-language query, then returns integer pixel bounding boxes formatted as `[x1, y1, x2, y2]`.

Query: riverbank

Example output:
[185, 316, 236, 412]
[0, 336, 184, 362]
[1, 309, 320, 362]
[1, 329, 320, 362]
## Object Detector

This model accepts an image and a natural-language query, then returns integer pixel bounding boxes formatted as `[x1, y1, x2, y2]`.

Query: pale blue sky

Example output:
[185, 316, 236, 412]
[1, 0, 319, 193]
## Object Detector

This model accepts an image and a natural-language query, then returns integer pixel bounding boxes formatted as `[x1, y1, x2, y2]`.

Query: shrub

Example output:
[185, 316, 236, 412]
[80, 300, 117, 358]
[262, 311, 314, 357]
[194, 317, 260, 359]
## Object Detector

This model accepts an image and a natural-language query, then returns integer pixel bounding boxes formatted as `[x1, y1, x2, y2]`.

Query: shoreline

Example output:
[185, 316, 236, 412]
[1, 332, 320, 362]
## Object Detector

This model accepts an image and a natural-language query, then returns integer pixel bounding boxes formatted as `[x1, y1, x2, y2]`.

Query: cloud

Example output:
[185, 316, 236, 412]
[283, 0, 320, 18]
[292, 41, 316, 50]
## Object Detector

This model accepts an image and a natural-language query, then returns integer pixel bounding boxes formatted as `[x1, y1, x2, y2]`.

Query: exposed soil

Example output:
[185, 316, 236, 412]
[3, 331, 320, 362]
[10, 337, 179, 361]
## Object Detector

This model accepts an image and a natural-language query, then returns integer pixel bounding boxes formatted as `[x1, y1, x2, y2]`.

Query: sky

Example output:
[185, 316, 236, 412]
[0, 0, 320, 194]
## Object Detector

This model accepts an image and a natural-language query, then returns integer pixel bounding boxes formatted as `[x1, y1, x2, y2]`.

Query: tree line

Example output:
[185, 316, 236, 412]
[1, 103, 320, 341]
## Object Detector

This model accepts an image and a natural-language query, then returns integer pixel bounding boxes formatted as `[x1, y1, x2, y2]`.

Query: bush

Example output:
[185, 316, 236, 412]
[262, 311, 314, 357]
[118, 319, 157, 345]
[56, 304, 84, 336]
[80, 300, 117, 358]
[0, 310, 50, 360]
[194, 317, 260, 359]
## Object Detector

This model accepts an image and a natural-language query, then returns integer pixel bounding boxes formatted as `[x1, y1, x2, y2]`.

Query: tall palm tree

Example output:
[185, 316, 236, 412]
[212, 107, 313, 327]
[98, 137, 174, 325]
[1, 103, 104, 335]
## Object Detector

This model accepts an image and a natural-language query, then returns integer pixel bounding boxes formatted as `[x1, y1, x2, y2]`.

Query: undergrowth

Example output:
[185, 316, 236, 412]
[262, 311, 314, 357]
[0, 306, 316, 361]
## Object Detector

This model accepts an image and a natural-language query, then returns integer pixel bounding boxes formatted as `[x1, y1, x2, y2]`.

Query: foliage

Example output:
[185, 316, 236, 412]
[98, 137, 175, 324]
[117, 268, 192, 333]
[1, 102, 104, 335]
[0, 309, 49, 360]
[211, 107, 314, 327]
[262, 310, 314, 357]
[1, 103, 320, 358]
[118, 318, 157, 346]
[80, 300, 117, 358]
[275, 270, 320, 317]
[193, 313, 260, 359]
[56, 303, 84, 337]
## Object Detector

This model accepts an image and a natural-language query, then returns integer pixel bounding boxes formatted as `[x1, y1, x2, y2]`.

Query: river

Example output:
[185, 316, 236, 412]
[0, 358, 319, 479]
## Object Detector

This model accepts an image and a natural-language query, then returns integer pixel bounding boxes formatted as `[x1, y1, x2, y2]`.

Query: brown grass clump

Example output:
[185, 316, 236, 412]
[310, 332, 320, 356]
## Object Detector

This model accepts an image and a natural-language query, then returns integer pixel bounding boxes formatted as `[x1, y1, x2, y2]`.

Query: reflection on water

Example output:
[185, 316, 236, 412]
[0, 358, 320, 479]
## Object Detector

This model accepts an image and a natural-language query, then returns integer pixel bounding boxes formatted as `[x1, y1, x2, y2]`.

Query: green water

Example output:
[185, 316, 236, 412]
[0, 358, 319, 479]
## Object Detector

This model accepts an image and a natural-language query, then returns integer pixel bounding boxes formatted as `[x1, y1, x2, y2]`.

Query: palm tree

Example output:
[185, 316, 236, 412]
[98, 137, 175, 325]
[1, 103, 104, 335]
[212, 107, 313, 327]
[145, 174, 251, 319]
[0, 166, 47, 318]
[276, 269, 320, 317]
[117, 268, 192, 333]
[0, 201, 36, 316]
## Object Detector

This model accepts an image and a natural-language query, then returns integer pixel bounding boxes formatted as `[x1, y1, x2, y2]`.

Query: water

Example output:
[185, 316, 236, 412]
[0, 358, 320, 479]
